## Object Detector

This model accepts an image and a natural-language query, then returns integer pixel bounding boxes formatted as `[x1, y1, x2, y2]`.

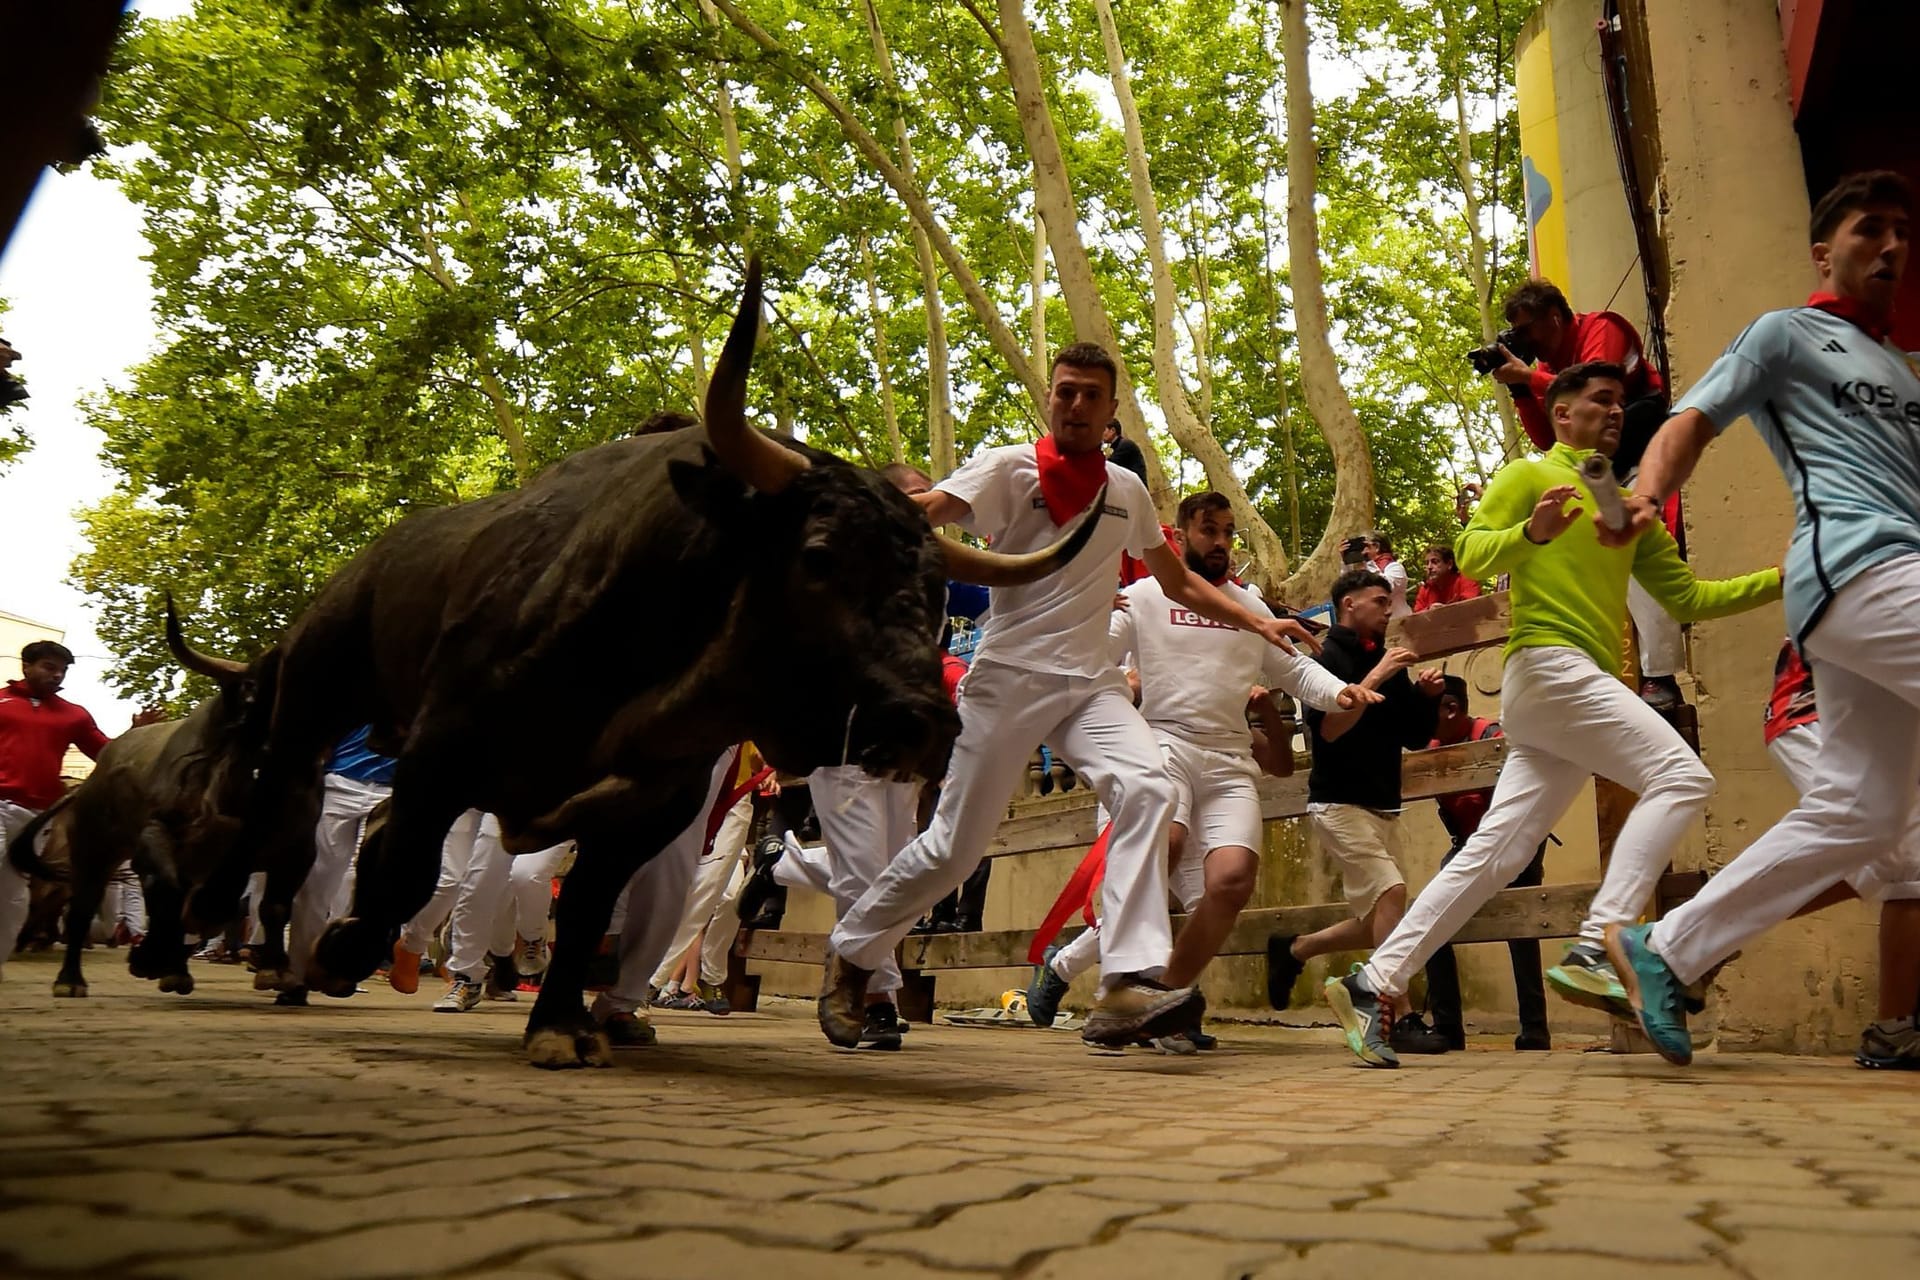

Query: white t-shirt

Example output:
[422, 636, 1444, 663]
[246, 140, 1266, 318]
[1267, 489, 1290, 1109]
[1379, 558, 1410, 619]
[1110, 576, 1349, 752]
[938, 443, 1164, 678]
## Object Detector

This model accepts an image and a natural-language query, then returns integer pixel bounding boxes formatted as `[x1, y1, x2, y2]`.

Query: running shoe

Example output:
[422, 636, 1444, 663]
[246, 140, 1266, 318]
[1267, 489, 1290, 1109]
[1323, 964, 1399, 1068]
[1027, 945, 1071, 1027]
[387, 942, 423, 995]
[513, 936, 551, 977]
[483, 954, 519, 1002]
[274, 986, 309, 1007]
[1545, 941, 1631, 1016]
[1606, 923, 1692, 1065]
[700, 985, 732, 1016]
[860, 1001, 905, 1051]
[818, 954, 874, 1047]
[1388, 1011, 1451, 1055]
[1081, 977, 1203, 1048]
[432, 973, 484, 1013]
[1265, 933, 1305, 1010]
[601, 1010, 657, 1048]
[1856, 1016, 1920, 1070]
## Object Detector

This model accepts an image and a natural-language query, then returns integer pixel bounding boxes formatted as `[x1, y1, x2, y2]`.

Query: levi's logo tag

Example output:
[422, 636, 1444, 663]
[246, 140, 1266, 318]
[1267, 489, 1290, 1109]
[1168, 607, 1235, 631]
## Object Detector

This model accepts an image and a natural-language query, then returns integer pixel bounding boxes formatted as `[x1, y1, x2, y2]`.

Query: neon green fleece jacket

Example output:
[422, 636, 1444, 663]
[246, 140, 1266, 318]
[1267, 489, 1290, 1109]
[1457, 442, 1781, 674]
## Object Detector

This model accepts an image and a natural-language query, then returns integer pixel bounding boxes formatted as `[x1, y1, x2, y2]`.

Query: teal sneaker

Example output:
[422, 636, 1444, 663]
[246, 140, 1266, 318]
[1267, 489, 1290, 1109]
[1546, 941, 1631, 1016]
[1027, 945, 1071, 1027]
[1323, 964, 1399, 1068]
[1606, 924, 1693, 1066]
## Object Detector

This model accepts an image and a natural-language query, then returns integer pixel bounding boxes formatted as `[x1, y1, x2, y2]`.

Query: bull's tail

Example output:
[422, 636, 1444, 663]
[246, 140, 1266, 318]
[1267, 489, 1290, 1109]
[5, 792, 74, 882]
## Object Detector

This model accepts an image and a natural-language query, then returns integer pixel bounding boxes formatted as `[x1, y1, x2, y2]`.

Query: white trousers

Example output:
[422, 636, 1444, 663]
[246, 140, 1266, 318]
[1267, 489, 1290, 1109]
[1768, 725, 1920, 904]
[646, 788, 756, 991]
[1653, 556, 1920, 983]
[773, 764, 920, 994]
[0, 799, 40, 962]
[1362, 644, 1713, 997]
[1628, 577, 1685, 679]
[593, 750, 734, 1019]
[830, 660, 1176, 990]
[400, 810, 512, 979]
[290, 773, 390, 983]
[101, 865, 145, 937]
[497, 843, 566, 945]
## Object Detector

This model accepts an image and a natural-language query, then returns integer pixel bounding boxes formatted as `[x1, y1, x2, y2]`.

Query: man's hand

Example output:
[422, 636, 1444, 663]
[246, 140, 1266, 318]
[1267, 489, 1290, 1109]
[1366, 646, 1418, 687]
[1489, 346, 1533, 386]
[1126, 668, 1141, 704]
[130, 705, 167, 728]
[758, 778, 782, 797]
[1254, 615, 1321, 657]
[1526, 484, 1583, 544]
[1336, 683, 1385, 710]
[1413, 667, 1446, 697]
[1595, 492, 1662, 548]
[1112, 591, 1129, 612]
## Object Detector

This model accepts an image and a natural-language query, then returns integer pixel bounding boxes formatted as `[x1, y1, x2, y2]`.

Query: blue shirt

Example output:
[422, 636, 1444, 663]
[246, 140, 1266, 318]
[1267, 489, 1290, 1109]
[326, 725, 396, 785]
[1677, 305, 1920, 645]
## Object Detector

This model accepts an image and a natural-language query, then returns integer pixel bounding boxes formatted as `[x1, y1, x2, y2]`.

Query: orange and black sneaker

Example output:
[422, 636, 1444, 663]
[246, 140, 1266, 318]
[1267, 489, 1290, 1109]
[388, 941, 423, 995]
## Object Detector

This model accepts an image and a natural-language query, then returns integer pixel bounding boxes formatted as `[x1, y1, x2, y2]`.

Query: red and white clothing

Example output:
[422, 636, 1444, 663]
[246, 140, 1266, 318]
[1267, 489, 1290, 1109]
[831, 443, 1180, 990]
[1413, 573, 1484, 614]
[398, 810, 513, 981]
[1513, 310, 1666, 451]
[0, 680, 106, 964]
[775, 767, 922, 994]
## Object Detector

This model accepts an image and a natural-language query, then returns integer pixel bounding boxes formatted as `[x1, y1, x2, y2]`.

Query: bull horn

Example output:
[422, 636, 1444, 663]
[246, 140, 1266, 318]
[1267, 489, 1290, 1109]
[164, 594, 248, 682]
[704, 256, 809, 495]
[939, 483, 1109, 587]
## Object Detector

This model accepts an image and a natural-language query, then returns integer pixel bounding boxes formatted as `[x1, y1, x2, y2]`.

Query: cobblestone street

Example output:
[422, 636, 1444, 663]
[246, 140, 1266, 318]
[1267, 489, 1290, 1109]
[2, 953, 1917, 1279]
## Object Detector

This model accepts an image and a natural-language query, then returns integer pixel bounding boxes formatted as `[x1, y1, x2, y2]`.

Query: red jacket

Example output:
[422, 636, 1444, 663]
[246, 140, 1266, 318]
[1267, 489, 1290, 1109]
[1515, 311, 1666, 451]
[1432, 717, 1500, 843]
[0, 679, 108, 810]
[1413, 573, 1483, 613]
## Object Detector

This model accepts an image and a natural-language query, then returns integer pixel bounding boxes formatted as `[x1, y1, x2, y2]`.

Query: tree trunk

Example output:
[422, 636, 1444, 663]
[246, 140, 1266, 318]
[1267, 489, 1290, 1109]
[1092, 0, 1288, 589]
[1440, 4, 1519, 458]
[988, 0, 1174, 517]
[1031, 206, 1048, 369]
[859, 232, 905, 463]
[1275, 0, 1374, 605]
[710, 0, 1047, 433]
[672, 254, 710, 409]
[861, 0, 954, 477]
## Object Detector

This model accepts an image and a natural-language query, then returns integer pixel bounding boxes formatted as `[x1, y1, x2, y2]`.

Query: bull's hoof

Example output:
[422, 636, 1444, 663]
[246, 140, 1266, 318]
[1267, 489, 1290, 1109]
[307, 917, 384, 997]
[252, 966, 297, 992]
[51, 979, 88, 999]
[523, 1022, 615, 1070]
[158, 972, 195, 995]
[127, 940, 175, 980]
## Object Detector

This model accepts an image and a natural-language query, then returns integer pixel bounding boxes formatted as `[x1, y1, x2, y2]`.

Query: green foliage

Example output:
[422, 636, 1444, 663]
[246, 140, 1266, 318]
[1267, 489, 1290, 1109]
[0, 296, 28, 471]
[79, 0, 1528, 699]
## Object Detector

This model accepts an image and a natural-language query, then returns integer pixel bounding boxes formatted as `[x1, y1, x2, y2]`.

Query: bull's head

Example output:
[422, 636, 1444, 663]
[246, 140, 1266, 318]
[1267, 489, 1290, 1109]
[694, 259, 1103, 781]
[164, 596, 282, 813]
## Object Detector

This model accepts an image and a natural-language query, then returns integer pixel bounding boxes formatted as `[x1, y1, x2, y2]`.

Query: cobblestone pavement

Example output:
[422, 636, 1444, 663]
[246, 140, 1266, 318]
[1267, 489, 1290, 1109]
[2, 954, 1918, 1280]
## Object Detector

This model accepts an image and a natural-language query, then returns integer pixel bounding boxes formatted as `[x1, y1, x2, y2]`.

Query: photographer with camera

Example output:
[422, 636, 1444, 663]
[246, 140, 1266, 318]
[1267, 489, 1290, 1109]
[1475, 281, 1685, 709]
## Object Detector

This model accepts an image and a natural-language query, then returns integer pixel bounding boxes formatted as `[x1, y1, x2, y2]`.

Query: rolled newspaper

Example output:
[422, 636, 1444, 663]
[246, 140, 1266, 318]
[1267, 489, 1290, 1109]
[1578, 453, 1628, 531]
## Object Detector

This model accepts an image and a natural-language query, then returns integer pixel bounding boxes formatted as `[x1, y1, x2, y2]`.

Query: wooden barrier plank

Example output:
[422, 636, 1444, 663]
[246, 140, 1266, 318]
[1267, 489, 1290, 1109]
[1387, 591, 1511, 660]
[742, 871, 1708, 973]
[980, 736, 1509, 860]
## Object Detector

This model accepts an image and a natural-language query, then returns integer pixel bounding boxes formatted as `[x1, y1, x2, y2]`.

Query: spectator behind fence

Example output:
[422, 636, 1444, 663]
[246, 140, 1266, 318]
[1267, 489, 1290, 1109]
[1102, 418, 1149, 486]
[1363, 531, 1410, 619]
[1413, 545, 1483, 612]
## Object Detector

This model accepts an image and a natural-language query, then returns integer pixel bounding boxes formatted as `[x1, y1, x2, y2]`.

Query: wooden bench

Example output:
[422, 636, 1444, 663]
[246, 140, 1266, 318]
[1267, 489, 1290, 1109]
[730, 591, 1702, 1028]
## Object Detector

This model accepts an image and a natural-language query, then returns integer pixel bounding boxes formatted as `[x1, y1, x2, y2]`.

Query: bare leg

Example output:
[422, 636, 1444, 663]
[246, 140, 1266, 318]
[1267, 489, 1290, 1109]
[1292, 884, 1410, 1013]
[1878, 899, 1920, 1020]
[1163, 846, 1256, 989]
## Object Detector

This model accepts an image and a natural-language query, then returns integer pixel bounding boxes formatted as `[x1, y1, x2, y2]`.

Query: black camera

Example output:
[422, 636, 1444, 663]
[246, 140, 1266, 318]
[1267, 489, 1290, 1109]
[1339, 535, 1370, 567]
[1467, 327, 1536, 376]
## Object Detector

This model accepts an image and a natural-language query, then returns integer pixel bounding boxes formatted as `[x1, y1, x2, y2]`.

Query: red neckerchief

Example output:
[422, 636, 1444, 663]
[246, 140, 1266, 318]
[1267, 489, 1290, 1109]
[1035, 434, 1108, 526]
[1808, 291, 1893, 342]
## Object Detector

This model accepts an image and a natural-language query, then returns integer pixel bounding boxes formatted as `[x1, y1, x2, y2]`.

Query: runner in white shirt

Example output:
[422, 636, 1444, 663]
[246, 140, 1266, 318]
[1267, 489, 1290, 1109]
[823, 343, 1322, 1050]
[1029, 492, 1376, 1041]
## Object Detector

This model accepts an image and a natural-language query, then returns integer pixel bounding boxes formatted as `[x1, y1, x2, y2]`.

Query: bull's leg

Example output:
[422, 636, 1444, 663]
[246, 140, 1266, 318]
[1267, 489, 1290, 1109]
[127, 827, 193, 995]
[523, 834, 651, 1069]
[52, 860, 110, 999]
[307, 780, 463, 998]
[243, 757, 327, 993]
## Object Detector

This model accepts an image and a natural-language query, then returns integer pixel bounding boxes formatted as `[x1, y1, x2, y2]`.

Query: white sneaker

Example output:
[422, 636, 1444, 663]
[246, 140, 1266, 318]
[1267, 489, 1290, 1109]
[514, 936, 551, 977]
[433, 975, 484, 1013]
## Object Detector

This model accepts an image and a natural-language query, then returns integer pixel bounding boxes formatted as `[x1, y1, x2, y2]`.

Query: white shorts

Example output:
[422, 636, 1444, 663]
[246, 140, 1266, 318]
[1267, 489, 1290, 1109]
[1158, 734, 1263, 911]
[1769, 723, 1920, 903]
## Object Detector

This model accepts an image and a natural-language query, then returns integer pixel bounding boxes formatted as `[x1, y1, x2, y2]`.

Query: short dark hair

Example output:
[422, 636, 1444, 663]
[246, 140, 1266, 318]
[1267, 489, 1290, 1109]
[1362, 529, 1392, 555]
[1104, 418, 1123, 437]
[1811, 170, 1914, 244]
[1426, 544, 1457, 569]
[1176, 490, 1232, 528]
[1441, 674, 1469, 708]
[1330, 568, 1390, 616]
[1503, 279, 1575, 325]
[1545, 360, 1627, 414]
[880, 461, 932, 492]
[1050, 341, 1119, 396]
[22, 640, 74, 667]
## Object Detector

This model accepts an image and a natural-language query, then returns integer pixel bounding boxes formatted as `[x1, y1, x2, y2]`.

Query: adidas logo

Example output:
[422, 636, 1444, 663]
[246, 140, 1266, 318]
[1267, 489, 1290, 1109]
[1822, 338, 1848, 354]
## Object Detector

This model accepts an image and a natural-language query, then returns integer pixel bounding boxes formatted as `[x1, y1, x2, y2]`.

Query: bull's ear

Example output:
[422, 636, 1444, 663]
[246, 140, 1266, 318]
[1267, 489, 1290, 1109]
[668, 454, 752, 522]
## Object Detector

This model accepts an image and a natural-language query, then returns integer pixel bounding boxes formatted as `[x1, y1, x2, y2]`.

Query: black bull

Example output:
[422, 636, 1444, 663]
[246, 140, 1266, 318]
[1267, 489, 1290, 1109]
[212, 260, 1104, 1066]
[6, 610, 275, 999]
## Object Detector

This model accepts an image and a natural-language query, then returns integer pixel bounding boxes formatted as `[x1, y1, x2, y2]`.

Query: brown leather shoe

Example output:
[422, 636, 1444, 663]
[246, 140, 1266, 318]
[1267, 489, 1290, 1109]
[817, 954, 873, 1047]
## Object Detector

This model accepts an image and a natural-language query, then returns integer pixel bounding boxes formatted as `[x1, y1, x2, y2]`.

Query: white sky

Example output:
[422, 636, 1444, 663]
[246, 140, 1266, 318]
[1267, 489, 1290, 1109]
[0, 0, 191, 728]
